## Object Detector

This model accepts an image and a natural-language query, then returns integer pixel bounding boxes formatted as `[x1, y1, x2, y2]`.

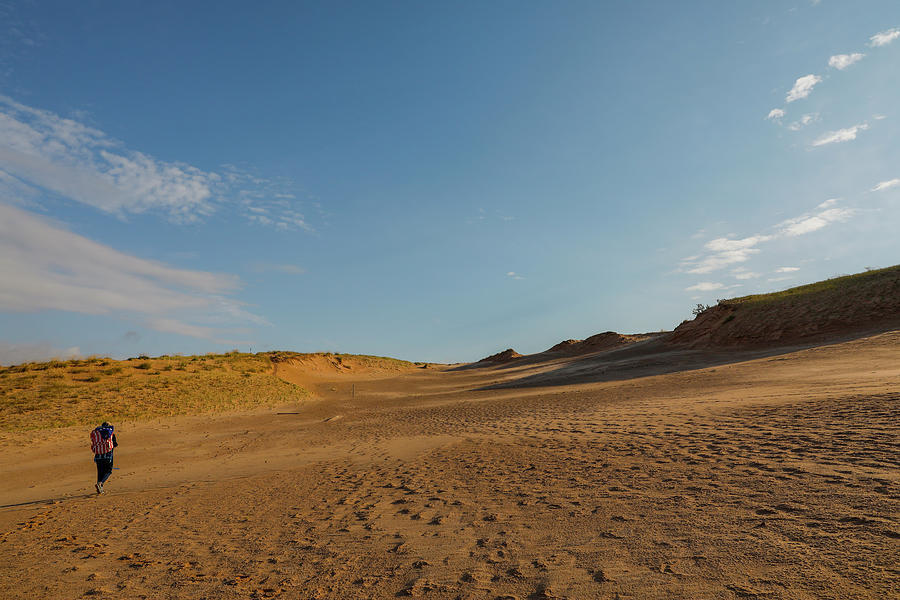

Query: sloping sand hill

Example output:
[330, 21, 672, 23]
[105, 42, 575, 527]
[667, 265, 900, 348]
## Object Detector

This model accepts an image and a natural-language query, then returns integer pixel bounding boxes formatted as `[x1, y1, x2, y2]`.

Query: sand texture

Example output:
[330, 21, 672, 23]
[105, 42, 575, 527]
[1, 332, 899, 599]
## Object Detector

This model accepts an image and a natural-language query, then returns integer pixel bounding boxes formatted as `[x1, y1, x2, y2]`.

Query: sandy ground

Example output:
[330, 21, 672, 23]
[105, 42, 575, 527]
[1, 332, 898, 599]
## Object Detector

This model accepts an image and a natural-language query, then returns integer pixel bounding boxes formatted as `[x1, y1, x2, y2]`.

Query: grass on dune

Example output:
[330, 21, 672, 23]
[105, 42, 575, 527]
[267, 350, 417, 370]
[0, 352, 309, 431]
[723, 265, 900, 306]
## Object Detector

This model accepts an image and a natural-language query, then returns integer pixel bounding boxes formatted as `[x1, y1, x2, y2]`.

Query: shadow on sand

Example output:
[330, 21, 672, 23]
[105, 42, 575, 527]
[467, 328, 896, 390]
[1, 493, 95, 511]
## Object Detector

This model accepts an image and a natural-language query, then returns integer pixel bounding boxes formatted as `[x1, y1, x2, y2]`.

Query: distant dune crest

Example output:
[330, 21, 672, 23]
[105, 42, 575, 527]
[477, 348, 524, 364]
[545, 331, 655, 354]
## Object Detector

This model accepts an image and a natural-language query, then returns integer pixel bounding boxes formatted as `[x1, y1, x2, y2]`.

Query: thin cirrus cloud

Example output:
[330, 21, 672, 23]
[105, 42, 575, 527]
[731, 268, 761, 280]
[869, 27, 900, 47]
[828, 53, 865, 70]
[785, 74, 821, 103]
[685, 282, 726, 292]
[681, 235, 772, 274]
[810, 123, 869, 147]
[788, 113, 818, 131]
[0, 202, 266, 342]
[0, 95, 310, 230]
[871, 178, 900, 192]
[681, 200, 855, 286]
[779, 205, 854, 236]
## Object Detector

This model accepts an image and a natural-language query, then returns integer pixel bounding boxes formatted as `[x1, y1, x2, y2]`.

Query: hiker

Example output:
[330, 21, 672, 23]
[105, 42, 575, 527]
[90, 422, 118, 494]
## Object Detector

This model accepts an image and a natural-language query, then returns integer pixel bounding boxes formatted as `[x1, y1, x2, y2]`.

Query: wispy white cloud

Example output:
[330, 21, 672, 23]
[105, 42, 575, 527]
[732, 268, 761, 280]
[705, 236, 773, 253]
[681, 235, 772, 274]
[0, 96, 311, 229]
[787, 113, 819, 131]
[229, 167, 313, 231]
[685, 282, 725, 292]
[776, 266, 800, 273]
[0, 203, 266, 341]
[779, 206, 854, 236]
[0, 96, 216, 221]
[871, 178, 900, 192]
[506, 271, 524, 280]
[828, 53, 865, 70]
[681, 200, 856, 289]
[810, 123, 869, 147]
[767, 108, 785, 121]
[869, 27, 900, 47]
[786, 74, 821, 103]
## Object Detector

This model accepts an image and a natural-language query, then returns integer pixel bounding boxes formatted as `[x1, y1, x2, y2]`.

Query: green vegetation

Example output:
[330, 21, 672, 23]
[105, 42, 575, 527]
[721, 265, 900, 307]
[0, 352, 309, 431]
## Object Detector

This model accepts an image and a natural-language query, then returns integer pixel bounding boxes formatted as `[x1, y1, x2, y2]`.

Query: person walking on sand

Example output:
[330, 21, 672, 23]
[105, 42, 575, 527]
[90, 422, 118, 494]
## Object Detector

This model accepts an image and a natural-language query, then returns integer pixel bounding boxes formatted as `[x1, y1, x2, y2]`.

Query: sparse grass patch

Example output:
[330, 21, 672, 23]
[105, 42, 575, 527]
[0, 352, 309, 431]
[267, 351, 414, 371]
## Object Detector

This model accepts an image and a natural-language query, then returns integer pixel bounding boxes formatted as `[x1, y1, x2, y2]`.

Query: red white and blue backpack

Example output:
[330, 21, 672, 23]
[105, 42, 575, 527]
[90, 425, 114, 455]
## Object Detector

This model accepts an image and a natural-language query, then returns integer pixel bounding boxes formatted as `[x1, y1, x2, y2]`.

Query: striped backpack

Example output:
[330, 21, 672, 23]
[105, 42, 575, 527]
[90, 426, 114, 455]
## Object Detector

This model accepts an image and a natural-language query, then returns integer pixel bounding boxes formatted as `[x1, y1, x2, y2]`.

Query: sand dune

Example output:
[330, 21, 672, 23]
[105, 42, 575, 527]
[1, 327, 898, 599]
[666, 265, 900, 349]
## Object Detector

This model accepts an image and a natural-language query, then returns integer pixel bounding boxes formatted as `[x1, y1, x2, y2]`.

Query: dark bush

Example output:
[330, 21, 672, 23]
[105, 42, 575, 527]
[692, 303, 712, 318]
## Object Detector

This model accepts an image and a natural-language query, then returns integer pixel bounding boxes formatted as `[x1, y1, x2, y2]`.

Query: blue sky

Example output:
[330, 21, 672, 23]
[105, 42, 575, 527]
[1, 1, 898, 364]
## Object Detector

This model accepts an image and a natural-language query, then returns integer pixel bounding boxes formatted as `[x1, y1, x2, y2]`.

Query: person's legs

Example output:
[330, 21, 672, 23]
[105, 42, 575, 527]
[95, 458, 104, 493]
[99, 457, 113, 485]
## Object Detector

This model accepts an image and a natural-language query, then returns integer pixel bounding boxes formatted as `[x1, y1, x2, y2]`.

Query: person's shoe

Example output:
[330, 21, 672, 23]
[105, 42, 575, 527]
[95, 482, 103, 494]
